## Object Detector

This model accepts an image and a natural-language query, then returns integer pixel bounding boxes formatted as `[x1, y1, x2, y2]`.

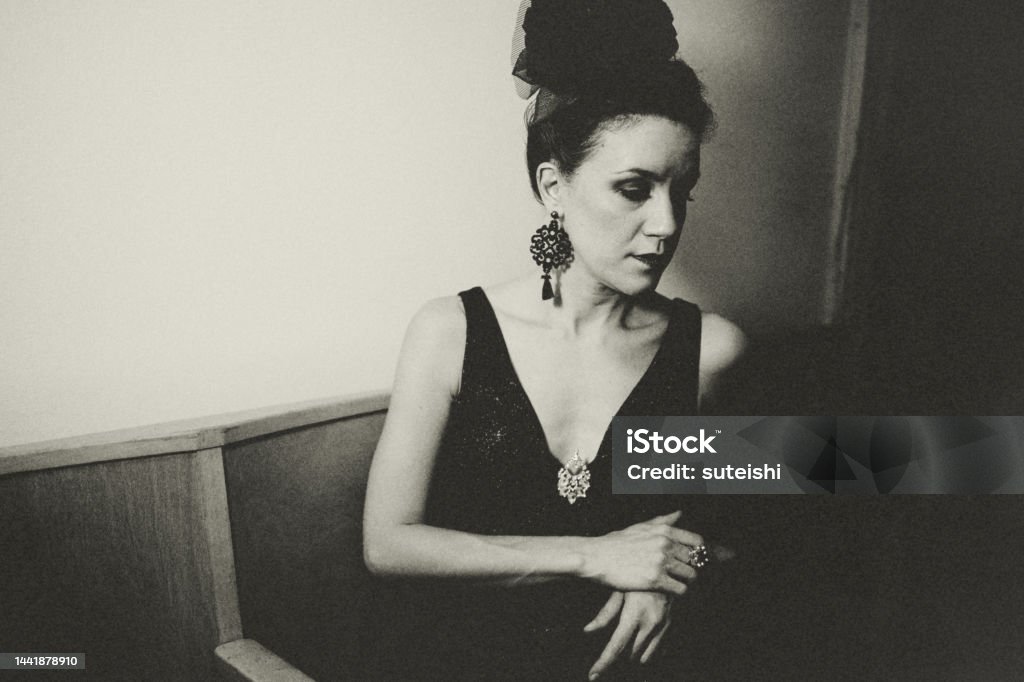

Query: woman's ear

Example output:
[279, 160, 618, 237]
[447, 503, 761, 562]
[536, 161, 564, 213]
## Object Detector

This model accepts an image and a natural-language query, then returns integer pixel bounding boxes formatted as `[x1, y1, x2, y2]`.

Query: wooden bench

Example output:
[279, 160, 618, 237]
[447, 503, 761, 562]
[0, 392, 386, 680]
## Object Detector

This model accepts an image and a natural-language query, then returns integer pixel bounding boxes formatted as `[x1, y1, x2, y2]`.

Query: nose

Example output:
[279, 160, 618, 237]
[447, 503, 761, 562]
[642, 191, 684, 239]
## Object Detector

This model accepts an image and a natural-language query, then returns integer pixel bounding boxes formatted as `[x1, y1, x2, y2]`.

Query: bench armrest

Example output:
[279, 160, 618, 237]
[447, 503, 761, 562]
[215, 639, 314, 682]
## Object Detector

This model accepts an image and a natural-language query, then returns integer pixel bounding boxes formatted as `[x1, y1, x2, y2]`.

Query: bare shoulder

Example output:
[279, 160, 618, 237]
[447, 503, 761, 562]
[699, 312, 747, 376]
[408, 295, 466, 340]
[398, 295, 466, 397]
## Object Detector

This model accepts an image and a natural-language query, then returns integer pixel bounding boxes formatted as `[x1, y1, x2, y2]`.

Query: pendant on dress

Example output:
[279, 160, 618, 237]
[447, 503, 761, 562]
[557, 450, 591, 504]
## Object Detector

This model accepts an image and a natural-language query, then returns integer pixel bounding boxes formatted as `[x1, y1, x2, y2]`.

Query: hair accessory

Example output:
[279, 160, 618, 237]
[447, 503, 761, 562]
[511, 0, 679, 98]
[557, 450, 591, 504]
[688, 544, 711, 568]
[530, 211, 573, 300]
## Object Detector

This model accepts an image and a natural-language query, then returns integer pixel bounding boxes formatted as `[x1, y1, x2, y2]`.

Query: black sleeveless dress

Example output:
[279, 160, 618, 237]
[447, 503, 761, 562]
[370, 287, 703, 681]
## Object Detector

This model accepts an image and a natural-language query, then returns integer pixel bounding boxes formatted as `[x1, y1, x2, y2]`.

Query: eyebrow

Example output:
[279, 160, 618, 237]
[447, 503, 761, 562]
[613, 168, 701, 183]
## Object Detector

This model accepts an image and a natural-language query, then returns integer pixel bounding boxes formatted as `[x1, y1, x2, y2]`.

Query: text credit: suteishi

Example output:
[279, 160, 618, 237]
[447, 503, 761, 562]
[624, 428, 782, 481]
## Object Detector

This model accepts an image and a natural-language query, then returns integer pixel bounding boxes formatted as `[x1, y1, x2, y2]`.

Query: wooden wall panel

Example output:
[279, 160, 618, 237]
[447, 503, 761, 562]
[0, 453, 224, 681]
[223, 411, 385, 681]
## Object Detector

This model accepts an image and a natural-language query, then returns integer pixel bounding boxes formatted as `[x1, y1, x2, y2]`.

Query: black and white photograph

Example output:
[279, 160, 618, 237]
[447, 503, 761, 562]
[2, 1, 1023, 679]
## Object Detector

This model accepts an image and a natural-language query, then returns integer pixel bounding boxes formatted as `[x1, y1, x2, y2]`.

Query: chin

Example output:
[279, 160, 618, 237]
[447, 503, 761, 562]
[614, 274, 663, 297]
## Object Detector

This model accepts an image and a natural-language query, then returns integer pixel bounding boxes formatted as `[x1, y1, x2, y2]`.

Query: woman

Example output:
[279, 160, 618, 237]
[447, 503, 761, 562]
[363, 1, 745, 679]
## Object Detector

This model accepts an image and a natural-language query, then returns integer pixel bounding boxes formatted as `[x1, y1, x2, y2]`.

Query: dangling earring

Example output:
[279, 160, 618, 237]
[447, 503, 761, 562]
[530, 211, 574, 300]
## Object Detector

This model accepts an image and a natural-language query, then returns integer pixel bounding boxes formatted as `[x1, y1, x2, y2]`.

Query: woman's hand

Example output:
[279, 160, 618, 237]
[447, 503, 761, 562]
[584, 591, 674, 679]
[579, 511, 702, 596]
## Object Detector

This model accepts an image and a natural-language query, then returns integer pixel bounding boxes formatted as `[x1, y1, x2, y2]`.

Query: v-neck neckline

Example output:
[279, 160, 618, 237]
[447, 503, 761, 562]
[473, 287, 678, 470]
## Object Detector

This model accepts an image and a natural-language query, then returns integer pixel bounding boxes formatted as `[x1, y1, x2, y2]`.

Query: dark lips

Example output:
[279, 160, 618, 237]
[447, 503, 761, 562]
[632, 254, 665, 268]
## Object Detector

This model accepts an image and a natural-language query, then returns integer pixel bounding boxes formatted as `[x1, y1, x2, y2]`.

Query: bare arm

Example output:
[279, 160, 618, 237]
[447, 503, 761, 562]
[698, 313, 748, 411]
[362, 297, 701, 593]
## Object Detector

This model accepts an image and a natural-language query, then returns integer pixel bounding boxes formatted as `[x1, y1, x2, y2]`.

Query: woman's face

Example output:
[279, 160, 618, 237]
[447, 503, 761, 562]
[554, 115, 701, 296]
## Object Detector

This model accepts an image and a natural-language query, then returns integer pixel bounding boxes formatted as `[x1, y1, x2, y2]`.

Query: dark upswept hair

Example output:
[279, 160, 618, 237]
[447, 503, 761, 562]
[524, 61, 715, 200]
[512, 0, 714, 200]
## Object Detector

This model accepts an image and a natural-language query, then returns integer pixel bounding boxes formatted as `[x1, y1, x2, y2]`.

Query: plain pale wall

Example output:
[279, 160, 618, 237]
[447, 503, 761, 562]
[666, 0, 850, 327]
[0, 1, 850, 447]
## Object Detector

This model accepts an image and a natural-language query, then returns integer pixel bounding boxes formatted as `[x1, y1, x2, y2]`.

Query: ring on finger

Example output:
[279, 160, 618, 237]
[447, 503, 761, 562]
[688, 544, 711, 568]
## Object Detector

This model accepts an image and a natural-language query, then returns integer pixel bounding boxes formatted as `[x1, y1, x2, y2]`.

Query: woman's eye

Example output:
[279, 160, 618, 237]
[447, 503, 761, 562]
[619, 186, 651, 202]
[687, 193, 696, 203]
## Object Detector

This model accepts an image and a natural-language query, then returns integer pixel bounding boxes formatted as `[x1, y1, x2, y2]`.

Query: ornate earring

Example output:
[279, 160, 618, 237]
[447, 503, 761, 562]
[530, 211, 574, 300]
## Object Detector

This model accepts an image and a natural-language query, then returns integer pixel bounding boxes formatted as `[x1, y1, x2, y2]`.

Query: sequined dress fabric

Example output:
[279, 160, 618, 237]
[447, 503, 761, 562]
[369, 287, 702, 681]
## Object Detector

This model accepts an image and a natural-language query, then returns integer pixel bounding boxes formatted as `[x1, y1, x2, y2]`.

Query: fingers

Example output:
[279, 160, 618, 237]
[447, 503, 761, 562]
[647, 510, 682, 525]
[630, 614, 659, 660]
[654, 574, 688, 597]
[651, 526, 703, 592]
[640, 616, 671, 665]
[648, 514, 705, 566]
[645, 512, 705, 549]
[588, 617, 636, 680]
[667, 555, 697, 582]
[662, 525, 705, 548]
[584, 591, 624, 632]
[590, 593, 673, 677]
[673, 543, 702, 570]
[637, 510, 706, 555]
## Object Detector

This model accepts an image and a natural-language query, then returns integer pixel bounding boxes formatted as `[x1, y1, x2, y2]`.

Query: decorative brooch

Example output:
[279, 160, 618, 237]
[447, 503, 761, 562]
[557, 450, 591, 504]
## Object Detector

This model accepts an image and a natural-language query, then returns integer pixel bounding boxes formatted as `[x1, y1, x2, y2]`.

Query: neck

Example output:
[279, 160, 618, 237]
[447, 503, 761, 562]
[543, 268, 642, 337]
